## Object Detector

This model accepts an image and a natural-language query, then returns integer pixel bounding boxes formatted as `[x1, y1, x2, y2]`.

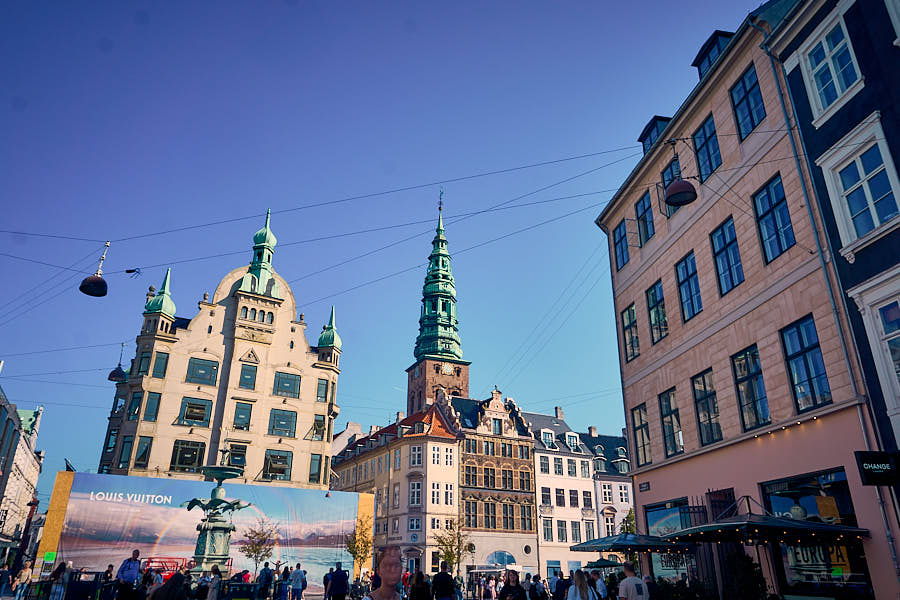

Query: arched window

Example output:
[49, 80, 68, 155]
[250, 309, 257, 320]
[240, 307, 248, 319]
[266, 312, 274, 324]
[258, 310, 265, 322]
[485, 551, 516, 567]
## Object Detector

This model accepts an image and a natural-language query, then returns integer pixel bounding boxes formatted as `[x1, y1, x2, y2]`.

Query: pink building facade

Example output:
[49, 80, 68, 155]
[595, 4, 899, 599]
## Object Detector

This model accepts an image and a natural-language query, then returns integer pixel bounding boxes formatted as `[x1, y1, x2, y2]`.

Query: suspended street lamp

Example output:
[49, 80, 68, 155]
[107, 342, 127, 383]
[663, 141, 698, 208]
[80, 241, 110, 297]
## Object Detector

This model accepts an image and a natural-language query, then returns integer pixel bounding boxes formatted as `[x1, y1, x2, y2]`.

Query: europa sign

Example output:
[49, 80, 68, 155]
[855, 450, 900, 486]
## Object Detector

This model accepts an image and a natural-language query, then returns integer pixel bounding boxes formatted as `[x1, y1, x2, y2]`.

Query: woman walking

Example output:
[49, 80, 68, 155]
[565, 572, 596, 600]
[497, 571, 525, 600]
[363, 546, 402, 600]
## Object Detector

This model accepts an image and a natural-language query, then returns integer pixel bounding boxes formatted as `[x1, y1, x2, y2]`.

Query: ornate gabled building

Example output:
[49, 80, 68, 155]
[98, 211, 341, 489]
[331, 404, 461, 574]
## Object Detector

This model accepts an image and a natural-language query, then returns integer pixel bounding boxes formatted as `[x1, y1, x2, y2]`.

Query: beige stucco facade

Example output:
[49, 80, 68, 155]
[99, 217, 340, 489]
[0, 405, 43, 563]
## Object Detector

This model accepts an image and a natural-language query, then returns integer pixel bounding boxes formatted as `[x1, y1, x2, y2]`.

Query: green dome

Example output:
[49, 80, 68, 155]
[144, 268, 176, 318]
[317, 306, 342, 350]
[253, 209, 277, 247]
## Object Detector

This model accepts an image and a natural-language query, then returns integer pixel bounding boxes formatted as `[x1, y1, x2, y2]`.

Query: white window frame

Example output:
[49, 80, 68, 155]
[815, 112, 900, 261]
[784, 0, 864, 129]
[409, 481, 422, 506]
[601, 483, 613, 504]
[410, 445, 422, 467]
[431, 482, 441, 504]
[848, 265, 900, 438]
[445, 446, 454, 466]
[432, 445, 440, 465]
[445, 483, 454, 506]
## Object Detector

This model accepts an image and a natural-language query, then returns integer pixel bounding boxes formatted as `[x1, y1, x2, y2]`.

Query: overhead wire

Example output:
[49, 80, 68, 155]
[1, 342, 125, 358]
[0, 245, 105, 314]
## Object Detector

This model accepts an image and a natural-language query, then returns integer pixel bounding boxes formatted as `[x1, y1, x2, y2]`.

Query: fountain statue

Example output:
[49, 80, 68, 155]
[181, 466, 251, 573]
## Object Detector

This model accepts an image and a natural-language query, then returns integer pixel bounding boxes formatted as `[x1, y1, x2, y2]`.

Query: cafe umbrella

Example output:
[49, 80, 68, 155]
[570, 533, 694, 554]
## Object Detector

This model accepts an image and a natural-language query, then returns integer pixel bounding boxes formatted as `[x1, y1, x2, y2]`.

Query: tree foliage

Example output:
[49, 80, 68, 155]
[238, 517, 278, 576]
[618, 508, 636, 534]
[433, 517, 473, 576]
[345, 514, 374, 578]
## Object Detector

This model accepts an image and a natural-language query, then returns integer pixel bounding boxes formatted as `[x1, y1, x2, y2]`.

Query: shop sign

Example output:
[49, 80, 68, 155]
[638, 482, 650, 492]
[855, 450, 900, 486]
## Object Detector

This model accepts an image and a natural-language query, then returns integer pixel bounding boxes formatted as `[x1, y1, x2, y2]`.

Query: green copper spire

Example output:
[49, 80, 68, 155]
[144, 268, 176, 318]
[318, 305, 342, 350]
[414, 203, 462, 361]
[239, 209, 281, 298]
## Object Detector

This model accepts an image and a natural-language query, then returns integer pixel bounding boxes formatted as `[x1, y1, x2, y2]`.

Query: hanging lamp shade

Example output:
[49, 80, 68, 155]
[664, 179, 698, 207]
[79, 274, 108, 297]
[107, 365, 127, 382]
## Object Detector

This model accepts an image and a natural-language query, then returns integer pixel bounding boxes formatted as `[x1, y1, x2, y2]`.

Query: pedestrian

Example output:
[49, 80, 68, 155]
[587, 573, 606, 600]
[151, 572, 187, 600]
[527, 576, 546, 600]
[497, 571, 525, 600]
[546, 574, 557, 599]
[363, 546, 401, 600]
[640, 577, 656, 599]
[12, 561, 32, 600]
[324, 569, 334, 600]
[258, 562, 275, 600]
[481, 576, 495, 600]
[208, 565, 222, 600]
[282, 568, 291, 583]
[116, 550, 143, 600]
[521, 575, 531, 594]
[615, 564, 644, 600]
[48, 563, 68, 600]
[408, 572, 429, 600]
[102, 565, 115, 582]
[370, 569, 381, 593]
[289, 563, 306, 600]
[326, 563, 349, 600]
[430, 562, 453, 600]
[565, 572, 596, 600]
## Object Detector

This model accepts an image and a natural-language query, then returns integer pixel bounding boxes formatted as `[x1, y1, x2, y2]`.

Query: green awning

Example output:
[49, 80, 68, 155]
[662, 513, 869, 545]
[570, 533, 694, 553]
[584, 558, 622, 569]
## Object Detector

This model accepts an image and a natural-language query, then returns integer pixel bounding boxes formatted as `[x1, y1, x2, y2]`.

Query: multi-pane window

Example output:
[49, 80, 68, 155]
[662, 158, 682, 217]
[621, 304, 640, 361]
[541, 487, 552, 505]
[501, 443, 513, 457]
[693, 369, 722, 445]
[543, 519, 553, 542]
[693, 114, 722, 182]
[445, 447, 454, 466]
[186, 358, 218, 386]
[445, 483, 453, 506]
[151, 352, 169, 378]
[646, 280, 669, 344]
[484, 503, 497, 529]
[583, 491, 593, 508]
[731, 64, 766, 139]
[631, 404, 651, 467]
[268, 409, 297, 437]
[104, 428, 118, 453]
[519, 470, 531, 491]
[571, 521, 582, 543]
[484, 468, 496, 488]
[316, 378, 329, 403]
[676, 252, 703, 322]
[483, 441, 495, 456]
[432, 446, 441, 465]
[585, 520, 595, 541]
[553, 457, 563, 475]
[754, 175, 796, 263]
[394, 450, 401, 470]
[465, 501, 478, 527]
[312, 415, 326, 441]
[409, 481, 422, 506]
[711, 217, 744, 295]
[838, 144, 898, 239]
[492, 418, 503, 435]
[432, 482, 441, 504]
[569, 490, 579, 507]
[143, 393, 160, 422]
[133, 436, 152, 469]
[619, 485, 630, 503]
[411, 446, 422, 466]
[781, 315, 832, 411]
[557, 520, 568, 542]
[807, 21, 859, 112]
[635, 192, 655, 245]
[273, 372, 301, 398]
[309, 454, 322, 483]
[178, 397, 212, 427]
[605, 515, 616, 537]
[580, 460, 590, 478]
[393, 483, 400, 507]
[238, 364, 257, 390]
[170, 440, 205, 473]
[127, 392, 142, 421]
[877, 300, 900, 389]
[465, 438, 478, 454]
[518, 445, 530, 460]
[137, 352, 151, 376]
[502, 504, 515, 530]
[613, 220, 630, 270]
[233, 402, 252, 431]
[539, 456, 550, 474]
[263, 450, 292, 481]
[229, 444, 246, 467]
[567, 459, 577, 477]
[408, 518, 421, 531]
[659, 388, 684, 457]
[502, 469, 513, 490]
[391, 518, 399, 533]
[732, 345, 770, 430]
[465, 465, 478, 486]
[555, 488, 566, 507]
[117, 435, 134, 469]
[601, 483, 613, 504]
[520, 505, 533, 531]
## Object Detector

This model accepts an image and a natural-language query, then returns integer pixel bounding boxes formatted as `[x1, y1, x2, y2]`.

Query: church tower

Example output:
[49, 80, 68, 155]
[406, 204, 470, 414]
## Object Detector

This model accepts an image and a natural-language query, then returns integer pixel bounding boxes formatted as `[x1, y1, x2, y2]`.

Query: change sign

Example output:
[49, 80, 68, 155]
[855, 450, 900, 486]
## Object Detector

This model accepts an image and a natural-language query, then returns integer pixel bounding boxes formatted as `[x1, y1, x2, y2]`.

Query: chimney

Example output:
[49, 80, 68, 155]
[369, 425, 379, 436]
[396, 411, 405, 423]
[588, 425, 597, 437]
[554, 406, 565, 420]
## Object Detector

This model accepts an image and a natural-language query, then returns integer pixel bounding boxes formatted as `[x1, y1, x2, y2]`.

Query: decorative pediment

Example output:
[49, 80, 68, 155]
[240, 348, 260, 364]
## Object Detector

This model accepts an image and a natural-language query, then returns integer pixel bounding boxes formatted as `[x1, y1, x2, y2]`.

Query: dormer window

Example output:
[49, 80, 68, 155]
[566, 434, 579, 450]
[638, 116, 672, 155]
[692, 30, 734, 80]
[541, 431, 558, 450]
[617, 447, 627, 458]
[593, 457, 607, 472]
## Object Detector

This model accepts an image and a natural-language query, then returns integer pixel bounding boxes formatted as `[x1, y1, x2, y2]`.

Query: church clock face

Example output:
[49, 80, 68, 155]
[441, 363, 453, 375]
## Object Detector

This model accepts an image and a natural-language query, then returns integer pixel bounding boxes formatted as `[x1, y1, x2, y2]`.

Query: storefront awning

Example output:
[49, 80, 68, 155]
[662, 513, 869, 545]
[570, 533, 694, 553]
[583, 558, 622, 569]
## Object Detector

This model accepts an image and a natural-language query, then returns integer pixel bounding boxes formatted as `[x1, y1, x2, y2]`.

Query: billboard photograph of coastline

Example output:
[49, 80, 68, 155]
[41, 472, 373, 593]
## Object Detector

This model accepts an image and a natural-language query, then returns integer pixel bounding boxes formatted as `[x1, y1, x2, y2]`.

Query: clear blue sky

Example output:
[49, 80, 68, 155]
[0, 1, 752, 505]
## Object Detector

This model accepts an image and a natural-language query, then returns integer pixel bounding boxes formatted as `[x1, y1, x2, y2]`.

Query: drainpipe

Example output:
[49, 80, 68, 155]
[749, 17, 900, 581]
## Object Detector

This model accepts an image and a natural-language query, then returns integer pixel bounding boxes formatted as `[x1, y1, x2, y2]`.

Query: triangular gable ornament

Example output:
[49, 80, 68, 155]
[240, 348, 260, 364]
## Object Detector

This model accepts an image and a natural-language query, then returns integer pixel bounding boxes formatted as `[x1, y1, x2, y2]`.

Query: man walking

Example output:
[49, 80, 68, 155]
[615, 563, 644, 600]
[115, 550, 141, 600]
[258, 562, 275, 599]
[430, 562, 454, 600]
[289, 563, 306, 600]
[326, 563, 349, 600]
[588, 572, 607, 599]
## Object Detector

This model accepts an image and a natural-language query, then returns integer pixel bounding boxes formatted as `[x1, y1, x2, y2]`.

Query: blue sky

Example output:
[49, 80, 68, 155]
[0, 1, 752, 504]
